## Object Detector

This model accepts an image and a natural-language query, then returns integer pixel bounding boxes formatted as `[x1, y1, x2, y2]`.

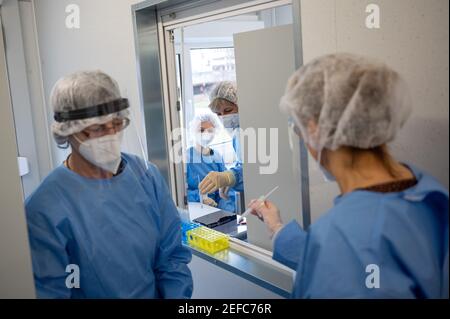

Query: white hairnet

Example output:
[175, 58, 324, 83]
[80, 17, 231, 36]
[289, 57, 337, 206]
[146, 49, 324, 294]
[51, 70, 130, 146]
[280, 53, 411, 151]
[189, 112, 222, 137]
[209, 81, 238, 106]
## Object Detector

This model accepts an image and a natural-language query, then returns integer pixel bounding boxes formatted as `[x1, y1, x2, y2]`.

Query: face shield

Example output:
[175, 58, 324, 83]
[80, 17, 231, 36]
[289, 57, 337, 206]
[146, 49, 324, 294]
[54, 97, 150, 181]
[287, 116, 303, 177]
[188, 112, 222, 153]
[287, 115, 335, 186]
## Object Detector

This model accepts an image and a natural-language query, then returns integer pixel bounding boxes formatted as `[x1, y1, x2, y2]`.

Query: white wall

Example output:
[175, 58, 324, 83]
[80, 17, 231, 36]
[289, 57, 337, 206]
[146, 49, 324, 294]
[300, 0, 449, 222]
[190, 255, 283, 298]
[33, 0, 145, 166]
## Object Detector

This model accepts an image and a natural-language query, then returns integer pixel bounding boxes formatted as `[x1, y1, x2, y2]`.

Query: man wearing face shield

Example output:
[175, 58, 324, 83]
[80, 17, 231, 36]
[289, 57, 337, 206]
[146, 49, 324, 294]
[186, 113, 236, 212]
[249, 53, 449, 298]
[199, 82, 244, 197]
[25, 70, 193, 298]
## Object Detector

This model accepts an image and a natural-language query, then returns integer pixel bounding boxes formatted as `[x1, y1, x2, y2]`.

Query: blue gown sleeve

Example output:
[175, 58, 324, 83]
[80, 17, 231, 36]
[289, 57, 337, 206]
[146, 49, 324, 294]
[25, 204, 72, 299]
[294, 218, 418, 298]
[186, 161, 200, 202]
[230, 164, 244, 193]
[273, 220, 307, 270]
[230, 135, 244, 192]
[216, 154, 226, 173]
[147, 164, 193, 298]
[290, 194, 448, 298]
[187, 189, 200, 203]
[212, 151, 236, 212]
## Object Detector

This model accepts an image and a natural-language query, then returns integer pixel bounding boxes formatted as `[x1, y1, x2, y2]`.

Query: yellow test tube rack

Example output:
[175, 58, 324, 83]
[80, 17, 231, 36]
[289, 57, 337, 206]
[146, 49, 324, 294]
[186, 226, 229, 254]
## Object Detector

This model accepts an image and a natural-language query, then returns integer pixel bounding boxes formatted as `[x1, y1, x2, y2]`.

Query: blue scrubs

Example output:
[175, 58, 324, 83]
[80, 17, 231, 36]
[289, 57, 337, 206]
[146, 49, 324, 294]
[186, 147, 236, 212]
[230, 134, 244, 193]
[273, 165, 449, 298]
[25, 153, 193, 299]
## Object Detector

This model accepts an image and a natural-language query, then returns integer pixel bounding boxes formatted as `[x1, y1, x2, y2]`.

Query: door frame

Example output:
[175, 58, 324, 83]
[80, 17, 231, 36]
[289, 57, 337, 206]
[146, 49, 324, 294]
[1, 0, 53, 198]
[162, 0, 293, 30]
[0, 10, 36, 298]
[132, 0, 311, 228]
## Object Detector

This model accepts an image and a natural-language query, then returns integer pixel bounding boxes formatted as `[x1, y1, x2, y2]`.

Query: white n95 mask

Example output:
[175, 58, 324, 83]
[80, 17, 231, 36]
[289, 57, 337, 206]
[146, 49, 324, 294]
[199, 132, 215, 147]
[75, 132, 124, 174]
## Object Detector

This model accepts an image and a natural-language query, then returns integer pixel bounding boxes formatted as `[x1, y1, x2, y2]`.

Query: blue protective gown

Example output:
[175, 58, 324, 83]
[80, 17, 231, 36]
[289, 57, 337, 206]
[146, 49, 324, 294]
[25, 153, 193, 299]
[230, 134, 244, 193]
[186, 146, 235, 212]
[273, 164, 449, 298]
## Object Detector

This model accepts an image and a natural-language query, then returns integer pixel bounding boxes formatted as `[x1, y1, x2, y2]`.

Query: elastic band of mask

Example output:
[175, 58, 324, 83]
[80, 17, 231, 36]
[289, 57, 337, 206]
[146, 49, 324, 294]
[54, 98, 130, 123]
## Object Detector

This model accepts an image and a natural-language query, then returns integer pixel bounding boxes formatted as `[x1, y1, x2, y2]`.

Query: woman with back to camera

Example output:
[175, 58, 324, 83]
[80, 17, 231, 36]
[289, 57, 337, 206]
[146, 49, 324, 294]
[249, 53, 449, 299]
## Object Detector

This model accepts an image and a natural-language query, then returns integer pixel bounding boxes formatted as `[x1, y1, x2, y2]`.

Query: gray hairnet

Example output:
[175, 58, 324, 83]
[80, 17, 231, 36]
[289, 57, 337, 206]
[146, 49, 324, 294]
[280, 53, 411, 151]
[51, 70, 130, 145]
[209, 81, 238, 107]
